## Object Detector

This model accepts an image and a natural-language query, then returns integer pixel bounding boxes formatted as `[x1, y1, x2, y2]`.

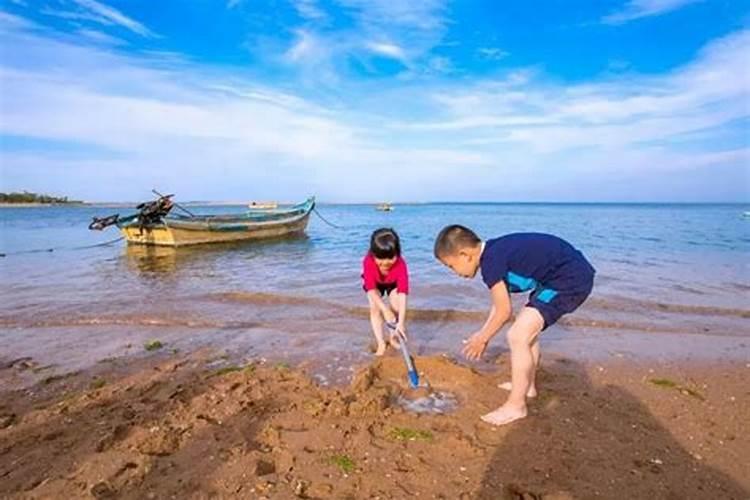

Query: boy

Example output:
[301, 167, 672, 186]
[434, 226, 595, 425]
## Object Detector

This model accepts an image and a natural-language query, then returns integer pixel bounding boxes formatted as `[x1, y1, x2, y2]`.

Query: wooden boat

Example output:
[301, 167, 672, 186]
[247, 201, 278, 210]
[91, 196, 315, 247]
[376, 202, 393, 212]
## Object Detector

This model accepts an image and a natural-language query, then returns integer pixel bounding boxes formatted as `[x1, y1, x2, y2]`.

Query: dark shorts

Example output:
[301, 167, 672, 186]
[527, 266, 595, 330]
[363, 283, 398, 297]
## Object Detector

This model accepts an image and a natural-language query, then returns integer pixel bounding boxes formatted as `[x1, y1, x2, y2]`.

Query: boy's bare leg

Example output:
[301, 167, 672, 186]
[482, 307, 544, 426]
[367, 294, 387, 356]
[498, 337, 540, 397]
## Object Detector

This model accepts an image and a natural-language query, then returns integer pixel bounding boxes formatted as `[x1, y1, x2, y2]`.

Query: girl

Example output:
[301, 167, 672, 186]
[362, 228, 409, 356]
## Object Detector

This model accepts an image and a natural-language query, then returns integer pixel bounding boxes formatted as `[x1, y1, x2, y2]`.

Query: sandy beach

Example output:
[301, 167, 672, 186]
[2, 204, 748, 498]
[1, 346, 747, 499]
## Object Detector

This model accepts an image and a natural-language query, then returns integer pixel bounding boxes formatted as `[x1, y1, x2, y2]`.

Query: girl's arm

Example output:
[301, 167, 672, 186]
[397, 293, 407, 332]
[397, 259, 409, 330]
[367, 289, 397, 323]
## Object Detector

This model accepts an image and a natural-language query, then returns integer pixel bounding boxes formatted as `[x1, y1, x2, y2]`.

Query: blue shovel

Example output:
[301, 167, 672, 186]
[386, 322, 420, 388]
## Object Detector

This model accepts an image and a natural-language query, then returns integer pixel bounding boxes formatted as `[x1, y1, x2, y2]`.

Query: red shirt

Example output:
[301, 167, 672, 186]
[362, 253, 409, 294]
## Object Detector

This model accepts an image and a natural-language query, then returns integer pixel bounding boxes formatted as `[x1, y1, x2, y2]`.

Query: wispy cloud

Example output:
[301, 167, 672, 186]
[0, 10, 35, 29]
[76, 28, 126, 46]
[278, 0, 450, 79]
[292, 0, 327, 21]
[0, 16, 485, 201]
[365, 41, 407, 62]
[41, 0, 155, 37]
[477, 47, 509, 61]
[1, 11, 747, 202]
[603, 0, 703, 25]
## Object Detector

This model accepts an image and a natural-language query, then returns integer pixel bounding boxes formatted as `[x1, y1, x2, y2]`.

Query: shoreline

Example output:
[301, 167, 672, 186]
[3, 201, 747, 207]
[1, 347, 747, 498]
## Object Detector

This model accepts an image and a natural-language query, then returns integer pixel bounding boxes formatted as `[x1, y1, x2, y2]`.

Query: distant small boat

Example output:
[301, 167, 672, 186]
[248, 201, 278, 210]
[90, 195, 315, 247]
[743, 211, 750, 218]
[376, 203, 394, 212]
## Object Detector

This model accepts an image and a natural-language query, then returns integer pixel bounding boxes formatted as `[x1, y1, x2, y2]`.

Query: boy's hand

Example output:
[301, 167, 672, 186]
[462, 331, 489, 360]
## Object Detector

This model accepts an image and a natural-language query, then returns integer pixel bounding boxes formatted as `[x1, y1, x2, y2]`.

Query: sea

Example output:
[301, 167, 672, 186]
[1, 203, 748, 384]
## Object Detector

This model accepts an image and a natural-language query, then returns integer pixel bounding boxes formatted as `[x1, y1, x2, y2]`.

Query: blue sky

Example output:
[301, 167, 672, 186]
[0, 0, 748, 202]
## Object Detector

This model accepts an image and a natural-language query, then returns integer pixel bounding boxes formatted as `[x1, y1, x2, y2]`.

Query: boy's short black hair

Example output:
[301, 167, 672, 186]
[434, 224, 481, 259]
[370, 227, 401, 259]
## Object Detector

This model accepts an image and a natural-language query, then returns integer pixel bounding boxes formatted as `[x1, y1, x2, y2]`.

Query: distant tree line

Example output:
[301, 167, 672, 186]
[0, 191, 82, 204]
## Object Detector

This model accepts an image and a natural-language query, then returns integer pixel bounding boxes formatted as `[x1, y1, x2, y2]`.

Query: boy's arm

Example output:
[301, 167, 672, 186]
[462, 281, 512, 360]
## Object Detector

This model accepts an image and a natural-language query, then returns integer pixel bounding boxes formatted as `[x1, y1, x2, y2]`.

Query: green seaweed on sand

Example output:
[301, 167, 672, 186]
[42, 371, 80, 385]
[208, 363, 256, 378]
[212, 365, 242, 377]
[89, 378, 106, 390]
[144, 340, 164, 351]
[389, 427, 434, 441]
[679, 387, 706, 401]
[329, 454, 356, 473]
[649, 378, 705, 400]
[649, 378, 678, 388]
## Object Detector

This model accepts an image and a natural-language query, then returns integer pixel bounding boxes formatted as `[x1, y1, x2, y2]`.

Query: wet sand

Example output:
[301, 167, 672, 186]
[1, 348, 748, 499]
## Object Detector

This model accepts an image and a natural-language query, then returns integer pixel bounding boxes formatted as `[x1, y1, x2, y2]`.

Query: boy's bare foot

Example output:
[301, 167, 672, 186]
[497, 381, 537, 398]
[481, 403, 527, 426]
[375, 343, 387, 356]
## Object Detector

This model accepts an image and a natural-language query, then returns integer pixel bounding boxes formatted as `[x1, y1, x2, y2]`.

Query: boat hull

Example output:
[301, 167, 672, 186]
[119, 199, 314, 247]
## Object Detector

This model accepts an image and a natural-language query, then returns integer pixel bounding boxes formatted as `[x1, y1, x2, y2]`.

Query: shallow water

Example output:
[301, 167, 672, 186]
[1, 203, 749, 379]
[396, 390, 460, 415]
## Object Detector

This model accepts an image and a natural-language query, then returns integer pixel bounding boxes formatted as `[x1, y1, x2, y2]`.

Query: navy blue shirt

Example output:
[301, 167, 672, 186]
[480, 233, 595, 294]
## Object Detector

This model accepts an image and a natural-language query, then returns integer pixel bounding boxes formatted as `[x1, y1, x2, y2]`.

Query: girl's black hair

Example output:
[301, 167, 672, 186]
[370, 227, 401, 259]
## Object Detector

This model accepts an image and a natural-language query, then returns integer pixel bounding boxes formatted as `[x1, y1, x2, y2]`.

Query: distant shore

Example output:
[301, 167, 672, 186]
[0, 202, 88, 208]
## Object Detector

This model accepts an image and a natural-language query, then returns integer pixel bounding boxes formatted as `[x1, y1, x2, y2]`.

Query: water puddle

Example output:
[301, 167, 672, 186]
[396, 390, 459, 414]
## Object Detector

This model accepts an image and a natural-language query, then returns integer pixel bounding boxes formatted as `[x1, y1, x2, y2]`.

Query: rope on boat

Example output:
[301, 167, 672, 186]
[0, 236, 125, 258]
[312, 206, 345, 229]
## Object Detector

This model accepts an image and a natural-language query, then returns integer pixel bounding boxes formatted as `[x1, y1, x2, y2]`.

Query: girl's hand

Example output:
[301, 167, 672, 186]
[384, 310, 397, 325]
[396, 323, 407, 341]
[462, 331, 489, 361]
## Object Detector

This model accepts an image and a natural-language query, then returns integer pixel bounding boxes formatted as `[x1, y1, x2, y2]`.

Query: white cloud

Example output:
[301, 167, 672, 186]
[292, 0, 327, 21]
[365, 41, 407, 62]
[0, 10, 35, 29]
[477, 47, 509, 61]
[0, 19, 489, 201]
[1, 13, 747, 202]
[603, 0, 703, 24]
[267, 0, 451, 83]
[42, 0, 155, 37]
[399, 30, 750, 153]
[427, 56, 453, 73]
[76, 28, 126, 46]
